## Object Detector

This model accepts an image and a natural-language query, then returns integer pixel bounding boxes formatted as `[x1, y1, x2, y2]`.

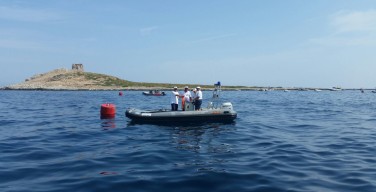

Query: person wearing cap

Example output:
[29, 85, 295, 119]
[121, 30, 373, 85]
[191, 88, 197, 97]
[194, 86, 203, 110]
[182, 86, 192, 111]
[171, 86, 180, 111]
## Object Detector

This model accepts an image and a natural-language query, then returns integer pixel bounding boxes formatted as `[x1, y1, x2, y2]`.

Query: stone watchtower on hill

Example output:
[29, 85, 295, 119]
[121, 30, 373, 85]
[72, 64, 84, 72]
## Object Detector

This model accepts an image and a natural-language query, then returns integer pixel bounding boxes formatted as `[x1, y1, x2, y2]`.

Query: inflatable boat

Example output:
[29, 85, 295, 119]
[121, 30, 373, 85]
[126, 82, 237, 123]
[142, 90, 166, 96]
[126, 102, 237, 123]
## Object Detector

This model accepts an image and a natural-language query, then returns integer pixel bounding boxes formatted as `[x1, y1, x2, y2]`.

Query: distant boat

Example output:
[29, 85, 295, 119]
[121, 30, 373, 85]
[142, 90, 166, 96]
[372, 90, 376, 93]
[284, 89, 290, 92]
[314, 89, 322, 92]
[330, 87, 342, 91]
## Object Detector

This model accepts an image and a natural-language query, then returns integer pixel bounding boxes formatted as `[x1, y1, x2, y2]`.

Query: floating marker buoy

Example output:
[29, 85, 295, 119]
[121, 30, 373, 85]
[119, 91, 123, 96]
[100, 103, 116, 119]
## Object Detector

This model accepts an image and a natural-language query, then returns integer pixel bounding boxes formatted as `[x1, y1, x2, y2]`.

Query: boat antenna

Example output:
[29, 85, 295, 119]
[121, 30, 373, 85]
[209, 81, 221, 108]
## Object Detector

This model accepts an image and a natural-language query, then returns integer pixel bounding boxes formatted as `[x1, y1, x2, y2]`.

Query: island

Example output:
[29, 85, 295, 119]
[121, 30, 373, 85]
[2, 64, 251, 91]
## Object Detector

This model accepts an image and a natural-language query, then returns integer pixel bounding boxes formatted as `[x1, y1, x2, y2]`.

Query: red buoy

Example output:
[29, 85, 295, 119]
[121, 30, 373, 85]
[100, 103, 116, 119]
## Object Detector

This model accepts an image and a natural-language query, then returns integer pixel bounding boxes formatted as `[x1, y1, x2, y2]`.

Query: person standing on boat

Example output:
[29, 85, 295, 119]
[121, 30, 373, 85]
[191, 88, 197, 110]
[194, 86, 203, 110]
[171, 86, 180, 111]
[191, 88, 197, 98]
[182, 86, 192, 111]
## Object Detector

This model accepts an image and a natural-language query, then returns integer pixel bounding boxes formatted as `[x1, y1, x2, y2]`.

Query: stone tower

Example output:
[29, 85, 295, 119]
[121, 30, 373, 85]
[72, 64, 84, 72]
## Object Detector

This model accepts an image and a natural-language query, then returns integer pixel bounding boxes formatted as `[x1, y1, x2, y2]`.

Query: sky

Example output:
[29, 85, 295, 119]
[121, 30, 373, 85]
[1, 0, 376, 88]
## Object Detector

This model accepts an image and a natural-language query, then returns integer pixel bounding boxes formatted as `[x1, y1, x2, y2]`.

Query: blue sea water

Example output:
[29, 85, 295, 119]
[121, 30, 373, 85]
[0, 90, 375, 192]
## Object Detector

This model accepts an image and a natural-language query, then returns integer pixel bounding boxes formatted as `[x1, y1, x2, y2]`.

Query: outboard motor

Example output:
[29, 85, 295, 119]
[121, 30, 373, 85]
[221, 102, 233, 110]
[207, 102, 214, 108]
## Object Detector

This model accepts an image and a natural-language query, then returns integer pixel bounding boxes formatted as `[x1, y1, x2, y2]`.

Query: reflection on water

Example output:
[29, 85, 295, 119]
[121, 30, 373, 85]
[167, 123, 235, 154]
[101, 119, 116, 129]
[171, 126, 206, 152]
[163, 124, 235, 174]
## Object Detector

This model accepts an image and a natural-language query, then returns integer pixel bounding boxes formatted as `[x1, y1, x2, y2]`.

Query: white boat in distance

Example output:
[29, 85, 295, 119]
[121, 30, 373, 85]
[330, 87, 342, 91]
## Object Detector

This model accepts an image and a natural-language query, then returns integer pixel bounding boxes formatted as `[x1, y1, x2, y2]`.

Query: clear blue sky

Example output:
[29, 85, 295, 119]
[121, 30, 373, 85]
[1, 0, 376, 88]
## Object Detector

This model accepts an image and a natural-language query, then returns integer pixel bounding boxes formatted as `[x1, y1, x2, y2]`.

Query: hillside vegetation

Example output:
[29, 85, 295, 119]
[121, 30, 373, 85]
[83, 72, 248, 89]
[5, 69, 251, 90]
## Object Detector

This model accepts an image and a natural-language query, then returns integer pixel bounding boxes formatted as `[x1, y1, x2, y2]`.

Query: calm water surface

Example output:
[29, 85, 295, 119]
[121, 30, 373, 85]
[0, 90, 375, 192]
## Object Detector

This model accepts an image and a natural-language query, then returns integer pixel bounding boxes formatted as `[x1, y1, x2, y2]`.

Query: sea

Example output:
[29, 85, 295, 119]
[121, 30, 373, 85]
[0, 90, 375, 192]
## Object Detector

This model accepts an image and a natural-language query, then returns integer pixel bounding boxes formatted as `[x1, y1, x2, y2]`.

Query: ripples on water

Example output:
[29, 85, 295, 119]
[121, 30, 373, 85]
[0, 90, 375, 192]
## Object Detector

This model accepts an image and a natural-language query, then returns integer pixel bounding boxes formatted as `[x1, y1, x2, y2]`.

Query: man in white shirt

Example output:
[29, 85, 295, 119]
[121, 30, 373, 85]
[194, 86, 203, 110]
[182, 86, 192, 111]
[171, 86, 179, 111]
[191, 88, 197, 98]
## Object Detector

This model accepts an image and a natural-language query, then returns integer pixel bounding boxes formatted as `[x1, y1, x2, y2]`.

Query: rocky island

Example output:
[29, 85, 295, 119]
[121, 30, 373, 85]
[3, 64, 249, 91]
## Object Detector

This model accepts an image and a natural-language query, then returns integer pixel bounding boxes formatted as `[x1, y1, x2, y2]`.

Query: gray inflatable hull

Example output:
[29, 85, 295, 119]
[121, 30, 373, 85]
[125, 108, 237, 123]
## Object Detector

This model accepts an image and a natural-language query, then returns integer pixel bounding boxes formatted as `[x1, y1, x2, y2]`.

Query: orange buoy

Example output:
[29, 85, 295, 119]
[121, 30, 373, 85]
[100, 103, 116, 119]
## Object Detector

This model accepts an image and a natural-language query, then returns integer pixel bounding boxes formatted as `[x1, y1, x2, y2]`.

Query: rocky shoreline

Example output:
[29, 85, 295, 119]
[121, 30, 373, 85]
[1, 68, 167, 91]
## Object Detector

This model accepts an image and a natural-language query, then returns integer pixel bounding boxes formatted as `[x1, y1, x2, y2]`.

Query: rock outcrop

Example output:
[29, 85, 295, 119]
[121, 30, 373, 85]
[2, 65, 251, 90]
[4, 68, 130, 90]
